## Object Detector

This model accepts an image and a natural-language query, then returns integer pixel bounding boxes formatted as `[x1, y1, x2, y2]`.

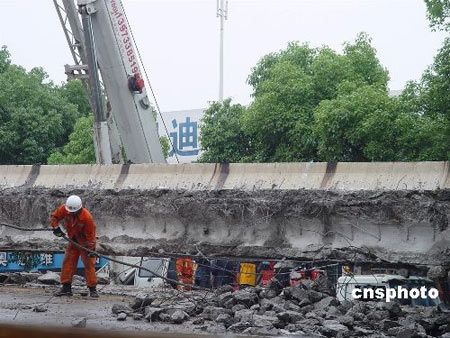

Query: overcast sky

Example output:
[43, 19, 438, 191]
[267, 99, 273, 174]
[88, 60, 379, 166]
[0, 0, 447, 111]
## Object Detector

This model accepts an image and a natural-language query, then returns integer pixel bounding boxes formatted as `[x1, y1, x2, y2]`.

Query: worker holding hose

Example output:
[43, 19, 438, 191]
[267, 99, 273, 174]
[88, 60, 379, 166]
[50, 195, 99, 298]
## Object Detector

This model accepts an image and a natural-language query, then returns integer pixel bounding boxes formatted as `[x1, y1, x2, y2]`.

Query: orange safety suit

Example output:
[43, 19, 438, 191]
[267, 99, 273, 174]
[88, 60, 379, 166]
[50, 205, 97, 287]
[176, 257, 193, 290]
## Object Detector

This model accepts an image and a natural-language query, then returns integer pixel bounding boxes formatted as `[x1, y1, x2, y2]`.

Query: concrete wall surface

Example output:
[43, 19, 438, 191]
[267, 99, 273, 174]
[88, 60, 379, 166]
[0, 161, 448, 191]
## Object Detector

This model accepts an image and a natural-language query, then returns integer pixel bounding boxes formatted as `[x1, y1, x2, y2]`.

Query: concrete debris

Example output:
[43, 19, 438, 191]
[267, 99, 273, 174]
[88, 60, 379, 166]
[428, 266, 448, 280]
[37, 271, 60, 285]
[170, 310, 189, 324]
[130, 292, 154, 310]
[71, 317, 87, 328]
[117, 312, 127, 321]
[97, 275, 110, 285]
[132, 313, 143, 321]
[0, 272, 40, 284]
[105, 282, 450, 337]
[33, 304, 47, 313]
[144, 307, 163, 322]
[111, 303, 133, 315]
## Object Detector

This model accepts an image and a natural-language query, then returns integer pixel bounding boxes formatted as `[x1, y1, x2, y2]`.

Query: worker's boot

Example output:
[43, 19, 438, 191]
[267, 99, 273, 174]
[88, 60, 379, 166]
[54, 283, 72, 297]
[89, 286, 99, 298]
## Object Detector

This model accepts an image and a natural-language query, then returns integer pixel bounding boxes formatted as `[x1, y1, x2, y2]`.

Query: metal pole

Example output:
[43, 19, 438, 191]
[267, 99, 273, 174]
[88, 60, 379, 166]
[217, 0, 228, 102]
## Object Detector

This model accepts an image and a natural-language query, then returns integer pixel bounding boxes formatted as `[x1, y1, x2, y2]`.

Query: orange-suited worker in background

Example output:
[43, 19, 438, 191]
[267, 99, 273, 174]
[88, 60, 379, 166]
[50, 195, 98, 298]
[176, 257, 194, 290]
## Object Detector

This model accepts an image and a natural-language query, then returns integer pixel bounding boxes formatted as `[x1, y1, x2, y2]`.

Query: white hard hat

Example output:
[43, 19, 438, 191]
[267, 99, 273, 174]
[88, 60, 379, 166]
[65, 195, 82, 213]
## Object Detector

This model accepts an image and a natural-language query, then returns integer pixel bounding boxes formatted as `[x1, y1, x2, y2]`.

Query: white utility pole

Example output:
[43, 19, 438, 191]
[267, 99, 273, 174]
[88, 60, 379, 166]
[217, 0, 228, 102]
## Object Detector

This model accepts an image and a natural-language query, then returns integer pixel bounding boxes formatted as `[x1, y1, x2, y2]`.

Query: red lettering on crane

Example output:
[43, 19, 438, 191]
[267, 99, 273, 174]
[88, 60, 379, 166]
[109, 0, 143, 91]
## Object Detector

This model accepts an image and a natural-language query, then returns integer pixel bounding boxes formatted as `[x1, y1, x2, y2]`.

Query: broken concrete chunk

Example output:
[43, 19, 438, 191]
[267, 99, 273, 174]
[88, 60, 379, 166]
[233, 289, 259, 307]
[428, 266, 447, 280]
[192, 318, 205, 325]
[234, 309, 254, 322]
[117, 312, 127, 321]
[130, 292, 155, 310]
[321, 319, 349, 335]
[228, 321, 252, 332]
[171, 310, 189, 324]
[71, 317, 87, 328]
[337, 315, 354, 327]
[111, 303, 133, 315]
[277, 311, 303, 324]
[215, 313, 233, 327]
[201, 306, 231, 321]
[231, 304, 246, 313]
[159, 313, 171, 322]
[132, 313, 143, 321]
[314, 296, 340, 311]
[33, 305, 47, 313]
[215, 285, 234, 295]
[381, 319, 400, 330]
[217, 291, 234, 308]
[144, 307, 163, 322]
[37, 271, 60, 285]
[251, 314, 279, 327]
[284, 286, 325, 304]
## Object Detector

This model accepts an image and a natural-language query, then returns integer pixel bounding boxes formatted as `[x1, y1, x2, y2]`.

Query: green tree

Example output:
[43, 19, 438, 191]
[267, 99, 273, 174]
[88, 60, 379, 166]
[48, 117, 171, 164]
[425, 0, 450, 31]
[314, 86, 398, 161]
[48, 115, 96, 164]
[160, 136, 170, 159]
[0, 46, 10, 73]
[60, 79, 91, 117]
[198, 99, 251, 163]
[398, 37, 450, 160]
[0, 48, 79, 164]
[241, 33, 389, 162]
[315, 85, 449, 162]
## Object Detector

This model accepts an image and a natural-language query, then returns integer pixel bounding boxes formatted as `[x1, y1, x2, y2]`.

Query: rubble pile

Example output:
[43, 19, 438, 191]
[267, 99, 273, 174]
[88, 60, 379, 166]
[112, 283, 450, 337]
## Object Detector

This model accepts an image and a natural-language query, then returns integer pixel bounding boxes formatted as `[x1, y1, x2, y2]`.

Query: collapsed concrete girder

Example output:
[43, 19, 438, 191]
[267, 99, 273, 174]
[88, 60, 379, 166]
[0, 189, 448, 266]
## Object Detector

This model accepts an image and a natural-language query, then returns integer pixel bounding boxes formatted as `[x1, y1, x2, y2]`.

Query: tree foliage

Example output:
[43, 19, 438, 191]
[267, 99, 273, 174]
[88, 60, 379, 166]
[315, 86, 448, 161]
[242, 33, 389, 162]
[198, 99, 251, 163]
[160, 136, 170, 159]
[200, 33, 449, 163]
[0, 47, 80, 164]
[60, 79, 91, 117]
[48, 115, 96, 164]
[425, 0, 450, 31]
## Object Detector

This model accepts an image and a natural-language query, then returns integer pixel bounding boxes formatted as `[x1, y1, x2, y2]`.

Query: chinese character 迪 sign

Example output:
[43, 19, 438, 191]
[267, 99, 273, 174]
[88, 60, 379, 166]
[158, 109, 204, 163]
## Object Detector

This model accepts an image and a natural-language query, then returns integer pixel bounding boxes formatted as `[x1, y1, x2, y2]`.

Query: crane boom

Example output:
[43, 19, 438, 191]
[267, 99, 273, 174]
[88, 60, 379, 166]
[55, 0, 166, 164]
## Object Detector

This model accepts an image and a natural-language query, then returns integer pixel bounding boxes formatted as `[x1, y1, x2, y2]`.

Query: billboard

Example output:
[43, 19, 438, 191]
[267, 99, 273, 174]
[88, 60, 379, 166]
[0, 251, 107, 272]
[158, 109, 205, 164]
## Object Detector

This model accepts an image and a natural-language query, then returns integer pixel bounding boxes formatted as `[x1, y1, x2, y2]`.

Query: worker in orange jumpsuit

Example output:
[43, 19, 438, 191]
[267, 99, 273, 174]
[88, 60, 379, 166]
[176, 257, 193, 290]
[50, 195, 98, 298]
